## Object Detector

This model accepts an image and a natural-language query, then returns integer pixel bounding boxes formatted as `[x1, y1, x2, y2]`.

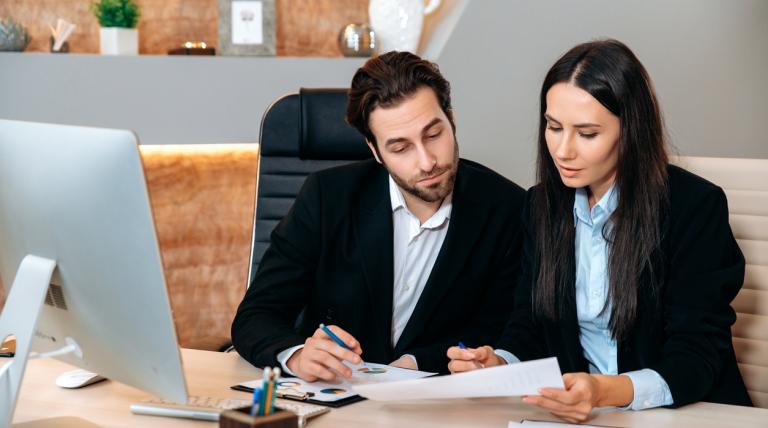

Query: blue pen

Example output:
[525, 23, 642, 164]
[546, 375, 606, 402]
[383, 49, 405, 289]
[458, 341, 467, 350]
[320, 323, 365, 367]
[250, 387, 262, 416]
[319, 323, 351, 350]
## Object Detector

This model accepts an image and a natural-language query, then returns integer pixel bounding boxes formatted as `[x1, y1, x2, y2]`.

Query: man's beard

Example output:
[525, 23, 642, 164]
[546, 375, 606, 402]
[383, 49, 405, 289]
[387, 141, 459, 203]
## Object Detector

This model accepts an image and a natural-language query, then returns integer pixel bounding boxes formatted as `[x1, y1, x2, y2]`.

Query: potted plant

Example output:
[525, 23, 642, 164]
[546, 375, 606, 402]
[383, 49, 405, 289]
[91, 0, 141, 55]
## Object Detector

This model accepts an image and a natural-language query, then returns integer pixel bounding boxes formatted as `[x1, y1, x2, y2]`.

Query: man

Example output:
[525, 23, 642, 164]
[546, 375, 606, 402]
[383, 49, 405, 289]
[231, 51, 525, 380]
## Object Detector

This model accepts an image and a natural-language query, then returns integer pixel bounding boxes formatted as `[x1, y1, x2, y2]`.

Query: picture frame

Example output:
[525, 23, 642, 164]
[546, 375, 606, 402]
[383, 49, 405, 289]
[218, 0, 276, 56]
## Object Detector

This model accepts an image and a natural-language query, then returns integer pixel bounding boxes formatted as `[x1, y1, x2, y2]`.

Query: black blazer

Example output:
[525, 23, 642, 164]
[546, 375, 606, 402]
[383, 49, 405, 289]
[496, 165, 752, 407]
[232, 158, 526, 373]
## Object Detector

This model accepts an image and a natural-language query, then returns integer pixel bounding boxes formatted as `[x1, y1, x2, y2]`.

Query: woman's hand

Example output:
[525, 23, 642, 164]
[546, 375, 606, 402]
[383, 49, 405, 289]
[523, 373, 634, 423]
[446, 345, 505, 373]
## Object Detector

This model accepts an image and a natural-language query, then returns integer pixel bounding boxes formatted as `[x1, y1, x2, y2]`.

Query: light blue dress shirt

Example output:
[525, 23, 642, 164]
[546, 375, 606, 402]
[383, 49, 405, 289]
[496, 183, 673, 410]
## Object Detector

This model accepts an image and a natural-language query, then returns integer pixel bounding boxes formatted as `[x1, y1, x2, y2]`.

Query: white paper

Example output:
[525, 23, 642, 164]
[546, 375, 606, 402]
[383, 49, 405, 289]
[231, 1, 263, 45]
[354, 357, 564, 401]
[238, 362, 435, 403]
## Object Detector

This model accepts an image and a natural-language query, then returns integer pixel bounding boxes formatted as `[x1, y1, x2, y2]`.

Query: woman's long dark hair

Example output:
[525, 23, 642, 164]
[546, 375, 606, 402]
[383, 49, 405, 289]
[533, 39, 669, 341]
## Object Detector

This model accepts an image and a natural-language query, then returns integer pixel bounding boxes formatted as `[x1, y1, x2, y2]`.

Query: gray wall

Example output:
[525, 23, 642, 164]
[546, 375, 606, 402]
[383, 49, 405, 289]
[439, 0, 768, 186]
[0, 54, 365, 147]
[1, 0, 766, 187]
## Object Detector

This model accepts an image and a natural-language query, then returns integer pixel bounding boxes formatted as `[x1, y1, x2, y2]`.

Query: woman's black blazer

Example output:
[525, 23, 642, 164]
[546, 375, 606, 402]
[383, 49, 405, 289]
[496, 165, 752, 407]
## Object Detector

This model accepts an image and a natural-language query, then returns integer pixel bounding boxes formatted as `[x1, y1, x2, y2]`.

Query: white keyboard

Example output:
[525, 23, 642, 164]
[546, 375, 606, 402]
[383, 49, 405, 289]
[130, 395, 330, 426]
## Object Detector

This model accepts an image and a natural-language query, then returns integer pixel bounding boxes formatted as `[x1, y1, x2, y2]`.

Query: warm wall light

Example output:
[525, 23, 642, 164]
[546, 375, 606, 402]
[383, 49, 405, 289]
[138, 143, 259, 155]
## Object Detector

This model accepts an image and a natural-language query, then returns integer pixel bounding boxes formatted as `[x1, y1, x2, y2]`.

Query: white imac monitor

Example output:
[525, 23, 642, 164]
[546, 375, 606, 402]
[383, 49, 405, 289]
[0, 119, 188, 425]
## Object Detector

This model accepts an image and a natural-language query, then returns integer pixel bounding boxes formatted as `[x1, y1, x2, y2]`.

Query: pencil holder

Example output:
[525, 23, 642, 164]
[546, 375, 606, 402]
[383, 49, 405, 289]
[219, 407, 298, 428]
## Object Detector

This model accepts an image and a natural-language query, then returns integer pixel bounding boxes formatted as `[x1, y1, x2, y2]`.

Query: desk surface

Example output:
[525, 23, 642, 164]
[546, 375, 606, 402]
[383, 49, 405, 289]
[13, 349, 768, 427]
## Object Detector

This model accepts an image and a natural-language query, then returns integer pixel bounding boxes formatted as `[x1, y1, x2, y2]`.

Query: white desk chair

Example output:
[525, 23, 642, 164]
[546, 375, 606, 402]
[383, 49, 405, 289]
[672, 156, 768, 408]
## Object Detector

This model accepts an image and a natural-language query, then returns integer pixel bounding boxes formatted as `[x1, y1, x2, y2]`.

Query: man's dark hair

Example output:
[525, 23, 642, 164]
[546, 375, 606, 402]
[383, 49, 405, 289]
[346, 51, 454, 150]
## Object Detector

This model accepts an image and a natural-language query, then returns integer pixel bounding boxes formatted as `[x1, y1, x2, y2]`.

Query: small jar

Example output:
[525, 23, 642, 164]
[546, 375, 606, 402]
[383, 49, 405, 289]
[338, 23, 376, 57]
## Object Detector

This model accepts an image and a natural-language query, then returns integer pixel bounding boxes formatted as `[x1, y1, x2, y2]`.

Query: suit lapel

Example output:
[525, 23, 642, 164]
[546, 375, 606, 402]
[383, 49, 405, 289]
[352, 166, 395, 353]
[394, 161, 487, 354]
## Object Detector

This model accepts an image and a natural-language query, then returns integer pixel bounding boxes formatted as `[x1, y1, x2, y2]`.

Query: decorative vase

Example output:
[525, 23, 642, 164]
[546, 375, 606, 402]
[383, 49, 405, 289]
[368, 0, 441, 54]
[99, 27, 138, 55]
[0, 17, 31, 52]
[338, 23, 376, 57]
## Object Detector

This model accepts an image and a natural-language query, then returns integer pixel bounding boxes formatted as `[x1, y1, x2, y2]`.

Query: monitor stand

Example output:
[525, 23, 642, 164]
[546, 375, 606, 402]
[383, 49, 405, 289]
[0, 255, 56, 428]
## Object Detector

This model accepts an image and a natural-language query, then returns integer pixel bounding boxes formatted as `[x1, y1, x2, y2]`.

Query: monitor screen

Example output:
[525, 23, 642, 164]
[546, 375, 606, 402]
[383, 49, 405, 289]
[0, 119, 188, 423]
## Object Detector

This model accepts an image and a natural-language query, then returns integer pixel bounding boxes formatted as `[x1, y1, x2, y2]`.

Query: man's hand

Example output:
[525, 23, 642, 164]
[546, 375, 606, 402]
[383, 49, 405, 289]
[286, 325, 363, 382]
[446, 345, 505, 373]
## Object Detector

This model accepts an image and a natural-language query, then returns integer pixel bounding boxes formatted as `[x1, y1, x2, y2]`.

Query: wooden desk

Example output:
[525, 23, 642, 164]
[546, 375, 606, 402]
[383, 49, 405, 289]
[12, 349, 768, 427]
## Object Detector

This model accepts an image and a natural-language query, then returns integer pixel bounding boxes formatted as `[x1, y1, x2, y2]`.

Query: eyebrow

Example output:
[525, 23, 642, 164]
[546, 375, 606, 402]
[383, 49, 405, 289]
[384, 117, 444, 146]
[544, 114, 601, 129]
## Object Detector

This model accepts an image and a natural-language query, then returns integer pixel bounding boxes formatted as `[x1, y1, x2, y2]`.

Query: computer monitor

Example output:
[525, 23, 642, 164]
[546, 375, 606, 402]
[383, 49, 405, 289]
[0, 119, 188, 425]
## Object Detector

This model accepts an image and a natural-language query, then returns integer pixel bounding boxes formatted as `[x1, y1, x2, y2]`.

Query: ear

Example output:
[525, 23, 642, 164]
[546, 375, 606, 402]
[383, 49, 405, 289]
[366, 140, 383, 164]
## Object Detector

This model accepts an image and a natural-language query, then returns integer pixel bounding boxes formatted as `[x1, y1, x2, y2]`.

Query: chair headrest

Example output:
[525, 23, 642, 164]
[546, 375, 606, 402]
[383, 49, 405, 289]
[298, 88, 371, 160]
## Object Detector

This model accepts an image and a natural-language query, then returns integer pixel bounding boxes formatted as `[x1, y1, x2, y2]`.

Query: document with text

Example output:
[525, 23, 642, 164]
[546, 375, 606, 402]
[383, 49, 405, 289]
[354, 357, 564, 401]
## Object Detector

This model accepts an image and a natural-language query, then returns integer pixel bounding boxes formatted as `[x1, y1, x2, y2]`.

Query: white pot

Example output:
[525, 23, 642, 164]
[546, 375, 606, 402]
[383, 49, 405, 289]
[99, 27, 138, 55]
[369, 0, 441, 54]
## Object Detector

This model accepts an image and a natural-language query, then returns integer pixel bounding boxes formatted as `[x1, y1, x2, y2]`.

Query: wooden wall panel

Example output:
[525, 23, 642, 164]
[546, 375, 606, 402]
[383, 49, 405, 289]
[0, 0, 99, 53]
[140, 145, 259, 350]
[0, 146, 259, 351]
[0, 0, 368, 56]
[137, 0, 218, 55]
[276, 0, 368, 57]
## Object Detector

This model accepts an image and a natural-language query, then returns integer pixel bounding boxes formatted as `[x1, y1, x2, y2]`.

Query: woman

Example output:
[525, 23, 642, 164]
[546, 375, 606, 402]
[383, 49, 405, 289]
[447, 39, 751, 422]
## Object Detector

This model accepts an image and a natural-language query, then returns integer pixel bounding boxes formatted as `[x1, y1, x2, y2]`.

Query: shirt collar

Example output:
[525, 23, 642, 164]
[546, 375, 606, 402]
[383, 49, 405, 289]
[573, 181, 618, 226]
[389, 175, 452, 229]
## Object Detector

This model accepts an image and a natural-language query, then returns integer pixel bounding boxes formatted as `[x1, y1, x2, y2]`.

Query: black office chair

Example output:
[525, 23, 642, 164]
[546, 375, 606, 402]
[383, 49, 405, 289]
[247, 88, 372, 284]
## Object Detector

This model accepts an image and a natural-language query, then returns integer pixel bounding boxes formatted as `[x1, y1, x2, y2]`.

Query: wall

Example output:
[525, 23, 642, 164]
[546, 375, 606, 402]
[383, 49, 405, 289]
[0, 54, 366, 147]
[437, 0, 768, 186]
[1, 0, 766, 186]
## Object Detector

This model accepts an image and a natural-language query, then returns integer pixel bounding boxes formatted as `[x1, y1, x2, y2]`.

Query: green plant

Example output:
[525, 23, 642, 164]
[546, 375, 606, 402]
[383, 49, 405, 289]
[91, 0, 141, 28]
[0, 17, 31, 51]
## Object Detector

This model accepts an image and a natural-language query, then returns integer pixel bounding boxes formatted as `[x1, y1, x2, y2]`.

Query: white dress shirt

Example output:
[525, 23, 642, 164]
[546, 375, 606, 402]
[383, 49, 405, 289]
[277, 175, 452, 373]
[389, 174, 452, 346]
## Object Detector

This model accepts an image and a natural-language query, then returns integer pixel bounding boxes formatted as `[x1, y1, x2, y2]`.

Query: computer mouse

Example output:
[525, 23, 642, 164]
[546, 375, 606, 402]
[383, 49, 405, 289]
[55, 369, 107, 389]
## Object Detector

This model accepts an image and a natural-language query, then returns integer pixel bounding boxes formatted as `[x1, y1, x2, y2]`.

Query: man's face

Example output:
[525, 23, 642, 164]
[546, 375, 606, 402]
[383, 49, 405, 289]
[366, 86, 458, 203]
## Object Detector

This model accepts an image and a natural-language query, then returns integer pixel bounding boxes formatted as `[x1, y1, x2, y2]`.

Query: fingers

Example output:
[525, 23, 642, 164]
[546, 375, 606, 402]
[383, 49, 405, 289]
[300, 360, 338, 382]
[446, 346, 478, 361]
[446, 345, 495, 363]
[523, 393, 592, 423]
[307, 337, 362, 365]
[562, 372, 579, 388]
[292, 329, 366, 381]
[313, 348, 354, 378]
[448, 359, 485, 373]
[539, 387, 581, 405]
[302, 338, 357, 378]
[523, 395, 571, 413]
[313, 325, 363, 354]
[473, 346, 493, 361]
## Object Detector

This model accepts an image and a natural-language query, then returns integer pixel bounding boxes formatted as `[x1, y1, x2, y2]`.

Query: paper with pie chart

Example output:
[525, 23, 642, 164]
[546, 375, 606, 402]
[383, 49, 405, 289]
[236, 362, 435, 403]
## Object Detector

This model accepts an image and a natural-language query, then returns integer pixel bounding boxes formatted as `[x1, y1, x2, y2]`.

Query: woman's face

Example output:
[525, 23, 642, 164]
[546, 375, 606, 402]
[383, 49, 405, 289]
[544, 82, 621, 200]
